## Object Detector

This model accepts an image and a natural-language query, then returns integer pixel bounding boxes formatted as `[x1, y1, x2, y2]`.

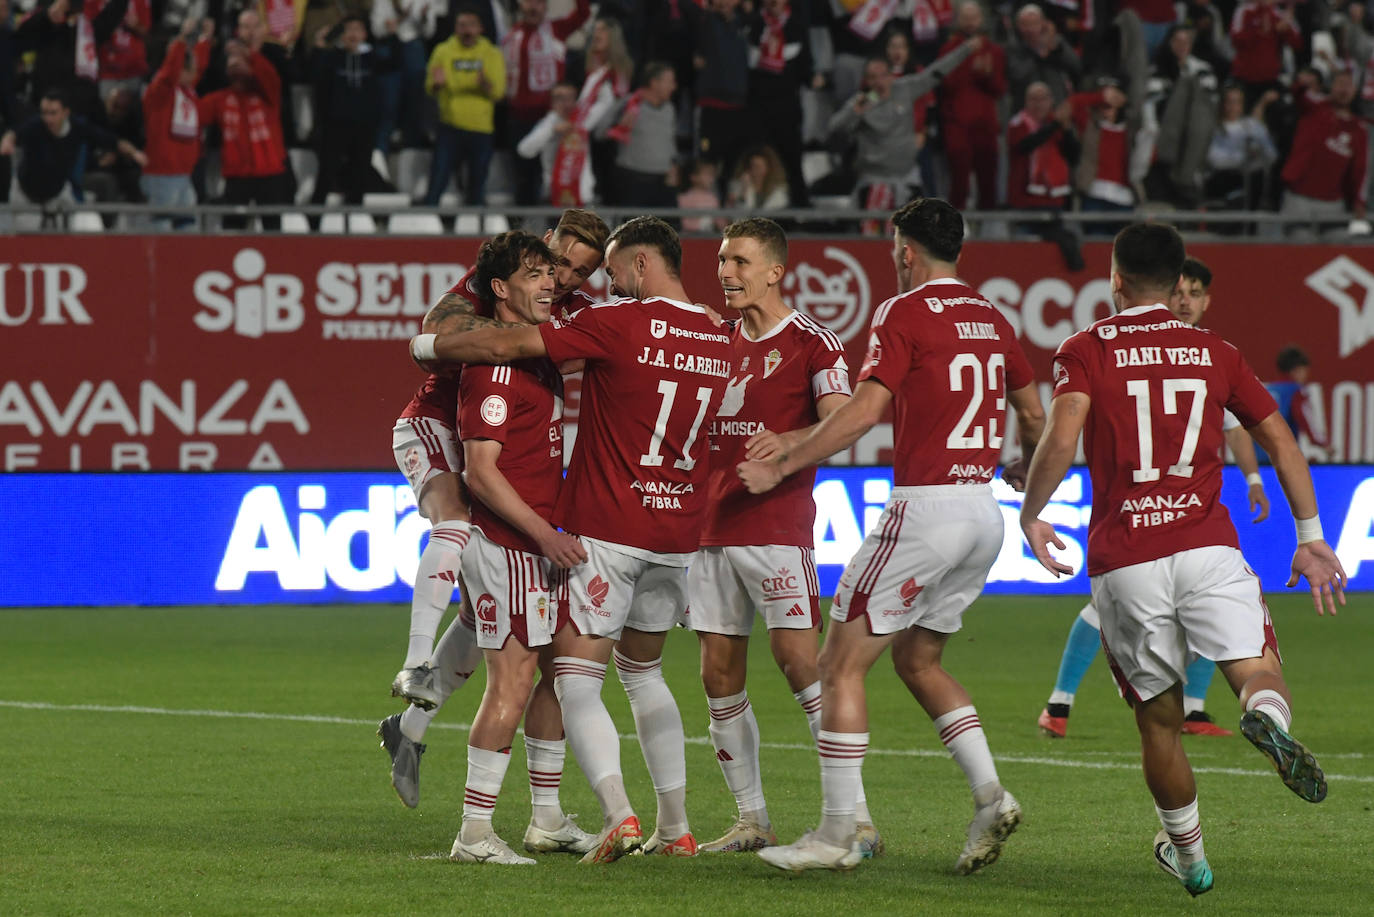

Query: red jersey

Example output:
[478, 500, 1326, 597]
[198, 52, 286, 178]
[398, 267, 490, 424]
[501, 0, 591, 121]
[459, 359, 565, 555]
[1230, 3, 1302, 85]
[858, 277, 1034, 487]
[1281, 104, 1368, 207]
[539, 297, 732, 557]
[556, 288, 596, 321]
[702, 312, 851, 547]
[1052, 304, 1278, 576]
[937, 33, 1006, 130]
[142, 38, 210, 176]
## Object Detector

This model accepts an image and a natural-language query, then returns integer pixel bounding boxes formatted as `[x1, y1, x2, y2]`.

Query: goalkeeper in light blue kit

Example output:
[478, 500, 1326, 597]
[1035, 258, 1271, 739]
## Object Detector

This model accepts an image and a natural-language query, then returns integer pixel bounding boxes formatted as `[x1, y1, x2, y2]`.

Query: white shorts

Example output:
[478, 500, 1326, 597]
[685, 545, 821, 636]
[461, 528, 564, 650]
[831, 485, 1003, 636]
[561, 537, 687, 641]
[391, 417, 461, 515]
[1090, 544, 1279, 703]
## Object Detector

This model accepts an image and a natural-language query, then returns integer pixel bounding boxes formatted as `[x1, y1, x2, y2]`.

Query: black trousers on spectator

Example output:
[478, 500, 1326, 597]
[748, 91, 808, 207]
[312, 120, 388, 208]
[223, 171, 297, 231]
[613, 165, 677, 209]
[506, 116, 545, 207]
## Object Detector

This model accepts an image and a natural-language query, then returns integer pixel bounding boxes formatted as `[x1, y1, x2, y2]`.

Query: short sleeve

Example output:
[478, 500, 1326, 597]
[538, 305, 614, 366]
[856, 300, 911, 392]
[458, 367, 512, 444]
[1223, 345, 1279, 429]
[1051, 331, 1093, 398]
[1002, 318, 1036, 391]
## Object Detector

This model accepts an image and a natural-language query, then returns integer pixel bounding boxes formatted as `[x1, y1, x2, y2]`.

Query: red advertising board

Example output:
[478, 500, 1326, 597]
[3, 236, 1372, 470]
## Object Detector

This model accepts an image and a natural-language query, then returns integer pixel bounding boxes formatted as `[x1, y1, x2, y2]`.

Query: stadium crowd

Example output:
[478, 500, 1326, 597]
[1, 0, 1371, 236]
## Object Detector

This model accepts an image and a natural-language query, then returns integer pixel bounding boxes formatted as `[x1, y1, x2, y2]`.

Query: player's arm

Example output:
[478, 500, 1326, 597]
[1001, 382, 1047, 491]
[744, 392, 850, 461]
[462, 439, 587, 569]
[737, 381, 889, 494]
[1246, 411, 1347, 614]
[411, 325, 547, 367]
[1018, 391, 1089, 577]
[422, 292, 525, 335]
[1224, 425, 1270, 522]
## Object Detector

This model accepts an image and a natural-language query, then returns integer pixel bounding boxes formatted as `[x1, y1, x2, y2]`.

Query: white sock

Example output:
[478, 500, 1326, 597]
[525, 735, 567, 830]
[398, 615, 482, 743]
[816, 729, 867, 847]
[553, 656, 627, 823]
[934, 706, 1001, 806]
[1048, 690, 1075, 707]
[1156, 797, 1205, 867]
[460, 745, 511, 842]
[707, 690, 767, 824]
[1183, 695, 1205, 716]
[796, 680, 871, 823]
[406, 521, 470, 668]
[1246, 689, 1292, 732]
[615, 650, 688, 839]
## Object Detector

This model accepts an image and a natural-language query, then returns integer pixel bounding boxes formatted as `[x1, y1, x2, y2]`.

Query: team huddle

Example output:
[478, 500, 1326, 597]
[377, 201, 1347, 894]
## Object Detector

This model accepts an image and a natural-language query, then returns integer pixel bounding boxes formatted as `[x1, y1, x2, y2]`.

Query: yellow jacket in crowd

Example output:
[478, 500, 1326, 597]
[425, 35, 506, 134]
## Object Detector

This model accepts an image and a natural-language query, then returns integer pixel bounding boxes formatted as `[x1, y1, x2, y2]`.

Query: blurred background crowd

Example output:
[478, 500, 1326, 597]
[1, 0, 1370, 240]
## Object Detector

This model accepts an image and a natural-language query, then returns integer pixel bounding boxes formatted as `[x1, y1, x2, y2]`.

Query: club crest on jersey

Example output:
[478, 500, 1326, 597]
[481, 395, 508, 425]
[650, 319, 668, 339]
[1098, 324, 1118, 340]
[763, 348, 783, 378]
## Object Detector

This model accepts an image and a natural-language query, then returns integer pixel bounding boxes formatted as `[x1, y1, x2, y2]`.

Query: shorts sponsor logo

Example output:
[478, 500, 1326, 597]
[476, 593, 498, 635]
[480, 395, 508, 426]
[899, 577, 922, 607]
[762, 568, 802, 601]
[881, 608, 907, 616]
[583, 574, 611, 616]
[402, 446, 423, 482]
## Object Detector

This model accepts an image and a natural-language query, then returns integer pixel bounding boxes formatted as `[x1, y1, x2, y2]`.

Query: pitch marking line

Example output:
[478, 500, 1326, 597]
[4, 700, 1369, 783]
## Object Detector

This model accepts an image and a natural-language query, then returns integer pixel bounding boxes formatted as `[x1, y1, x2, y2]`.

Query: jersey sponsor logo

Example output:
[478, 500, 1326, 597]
[1120, 492, 1202, 528]
[1098, 318, 1188, 341]
[651, 319, 668, 339]
[763, 348, 783, 378]
[480, 395, 508, 425]
[925, 297, 945, 314]
[655, 324, 731, 344]
[1304, 255, 1374, 358]
[192, 247, 464, 339]
[761, 568, 802, 601]
[947, 463, 995, 482]
[717, 374, 752, 418]
[0, 262, 91, 327]
[784, 245, 872, 341]
[631, 479, 694, 510]
[899, 577, 922, 606]
[1098, 324, 1118, 340]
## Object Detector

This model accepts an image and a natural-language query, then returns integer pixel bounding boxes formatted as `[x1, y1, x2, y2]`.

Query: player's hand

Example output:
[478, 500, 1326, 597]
[1001, 457, 1028, 491]
[744, 429, 795, 461]
[1020, 518, 1074, 577]
[736, 458, 784, 494]
[1248, 484, 1270, 523]
[1287, 540, 1347, 616]
[539, 531, 587, 569]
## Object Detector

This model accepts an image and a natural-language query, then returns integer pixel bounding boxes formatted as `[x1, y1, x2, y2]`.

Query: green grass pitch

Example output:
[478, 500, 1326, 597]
[1, 594, 1370, 916]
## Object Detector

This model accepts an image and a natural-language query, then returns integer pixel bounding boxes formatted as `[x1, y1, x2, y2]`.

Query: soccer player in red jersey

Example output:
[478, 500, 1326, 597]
[686, 218, 881, 855]
[449, 231, 595, 864]
[1020, 222, 1347, 897]
[411, 216, 731, 863]
[738, 198, 1046, 874]
[379, 210, 607, 819]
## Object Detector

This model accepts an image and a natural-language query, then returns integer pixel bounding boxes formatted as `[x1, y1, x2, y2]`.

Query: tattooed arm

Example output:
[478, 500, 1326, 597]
[421, 292, 525, 335]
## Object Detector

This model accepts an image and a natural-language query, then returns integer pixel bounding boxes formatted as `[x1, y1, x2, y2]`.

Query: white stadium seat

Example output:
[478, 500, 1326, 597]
[388, 213, 445, 234]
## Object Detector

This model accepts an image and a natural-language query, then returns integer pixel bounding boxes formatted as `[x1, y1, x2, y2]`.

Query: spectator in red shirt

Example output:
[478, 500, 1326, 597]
[141, 16, 210, 227]
[1281, 68, 1368, 236]
[1007, 81, 1085, 270]
[199, 41, 294, 230]
[939, 1, 1007, 210]
[95, 0, 150, 95]
[1229, 0, 1302, 102]
[502, 0, 591, 208]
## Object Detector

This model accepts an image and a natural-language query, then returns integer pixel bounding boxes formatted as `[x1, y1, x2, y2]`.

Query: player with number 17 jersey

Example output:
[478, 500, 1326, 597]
[540, 298, 732, 557]
[860, 277, 1034, 486]
[1052, 306, 1278, 575]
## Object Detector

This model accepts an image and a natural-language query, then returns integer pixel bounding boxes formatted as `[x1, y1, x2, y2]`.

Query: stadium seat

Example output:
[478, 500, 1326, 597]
[484, 213, 510, 233]
[291, 85, 314, 145]
[280, 213, 311, 233]
[70, 210, 104, 232]
[394, 148, 431, 199]
[347, 212, 378, 233]
[289, 149, 319, 204]
[454, 213, 482, 234]
[388, 212, 445, 234]
[802, 151, 834, 186]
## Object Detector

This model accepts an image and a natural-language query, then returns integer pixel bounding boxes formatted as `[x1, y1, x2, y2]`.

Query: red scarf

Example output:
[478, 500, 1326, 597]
[170, 86, 200, 139]
[263, 0, 296, 40]
[550, 128, 588, 206]
[606, 90, 644, 143]
[910, 0, 953, 43]
[574, 64, 625, 127]
[757, 8, 789, 74]
[75, 12, 99, 81]
[1021, 113, 1070, 197]
[848, 0, 899, 40]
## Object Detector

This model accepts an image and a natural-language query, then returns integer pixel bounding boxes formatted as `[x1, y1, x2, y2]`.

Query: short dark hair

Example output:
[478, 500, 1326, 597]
[1112, 222, 1185, 295]
[642, 60, 673, 86]
[475, 231, 553, 301]
[1276, 345, 1311, 374]
[722, 217, 788, 268]
[453, 2, 484, 20]
[1179, 256, 1212, 289]
[607, 215, 682, 276]
[892, 197, 963, 263]
[40, 88, 69, 109]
